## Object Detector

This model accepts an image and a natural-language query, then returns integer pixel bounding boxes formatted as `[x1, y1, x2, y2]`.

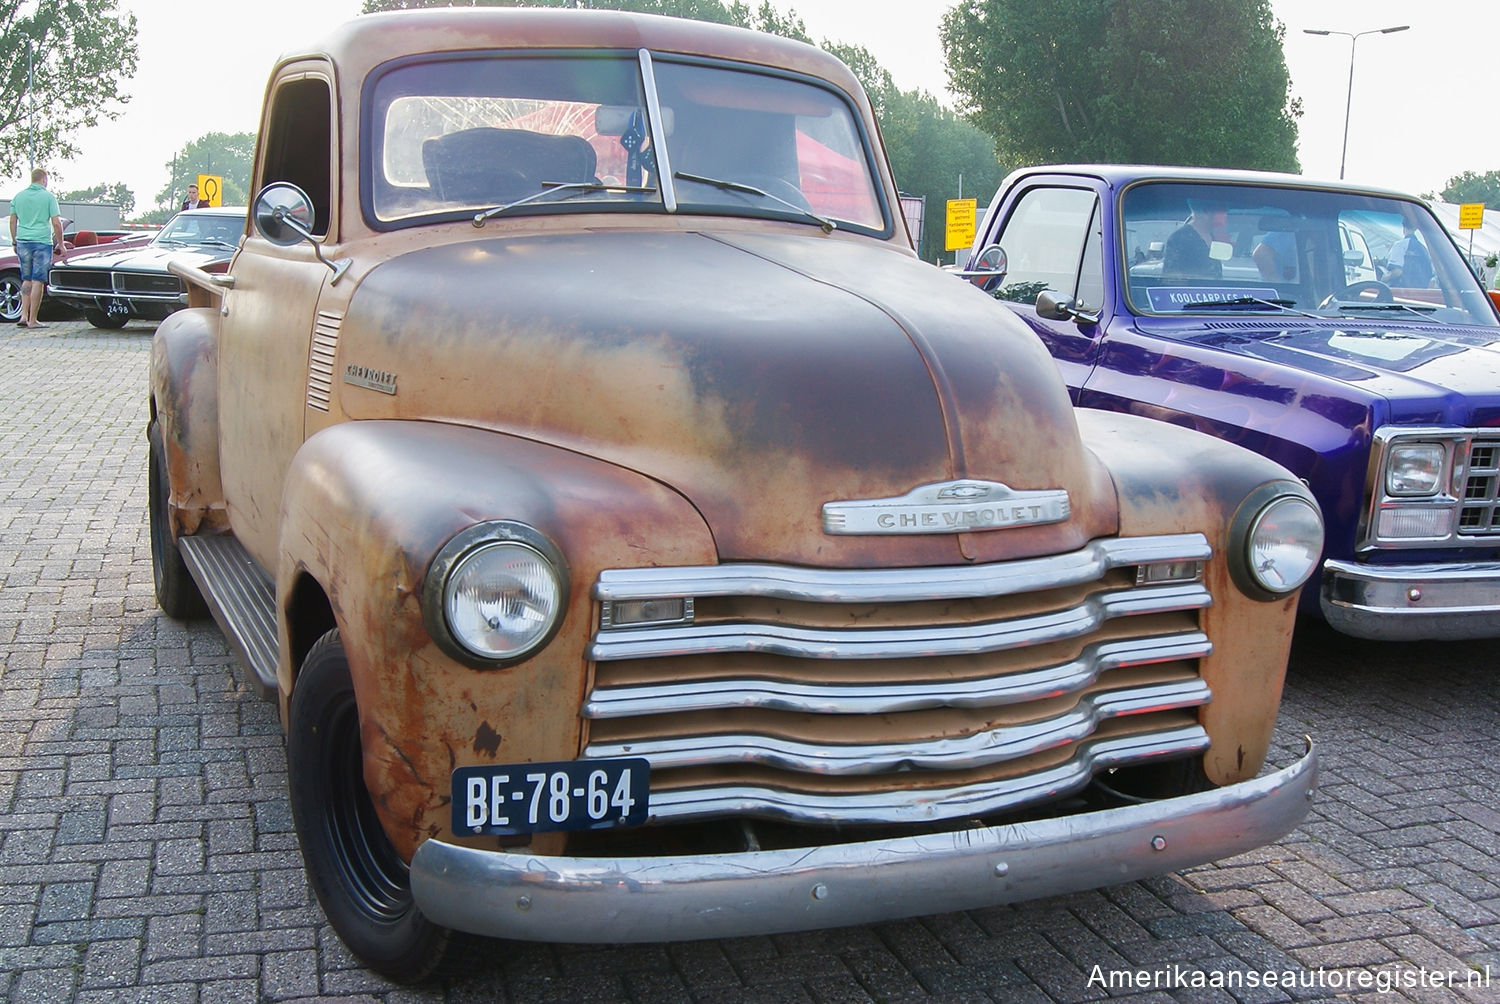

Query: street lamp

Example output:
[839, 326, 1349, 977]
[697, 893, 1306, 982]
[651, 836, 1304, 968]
[1304, 24, 1410, 180]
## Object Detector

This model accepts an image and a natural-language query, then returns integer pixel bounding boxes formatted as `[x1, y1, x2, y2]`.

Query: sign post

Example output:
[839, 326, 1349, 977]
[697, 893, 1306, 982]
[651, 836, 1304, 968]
[945, 198, 977, 260]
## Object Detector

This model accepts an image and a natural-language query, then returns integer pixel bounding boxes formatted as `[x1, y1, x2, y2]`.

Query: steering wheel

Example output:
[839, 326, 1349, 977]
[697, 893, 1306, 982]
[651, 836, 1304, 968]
[741, 174, 813, 212]
[1319, 279, 1392, 308]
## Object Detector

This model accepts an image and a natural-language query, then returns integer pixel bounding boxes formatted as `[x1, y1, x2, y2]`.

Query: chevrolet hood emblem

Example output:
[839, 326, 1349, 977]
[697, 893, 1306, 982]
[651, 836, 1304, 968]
[823, 479, 1070, 535]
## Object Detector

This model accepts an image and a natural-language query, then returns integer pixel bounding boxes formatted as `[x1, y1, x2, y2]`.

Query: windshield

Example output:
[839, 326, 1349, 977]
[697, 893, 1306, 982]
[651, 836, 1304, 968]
[1121, 181, 1497, 327]
[365, 52, 886, 233]
[155, 213, 243, 248]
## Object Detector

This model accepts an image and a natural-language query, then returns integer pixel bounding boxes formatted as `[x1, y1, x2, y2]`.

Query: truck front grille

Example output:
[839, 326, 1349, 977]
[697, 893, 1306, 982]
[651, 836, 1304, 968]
[1460, 438, 1500, 534]
[586, 534, 1214, 827]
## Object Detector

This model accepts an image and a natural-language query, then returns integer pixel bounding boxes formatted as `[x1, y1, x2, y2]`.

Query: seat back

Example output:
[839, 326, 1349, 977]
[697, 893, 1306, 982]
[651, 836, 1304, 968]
[422, 128, 599, 205]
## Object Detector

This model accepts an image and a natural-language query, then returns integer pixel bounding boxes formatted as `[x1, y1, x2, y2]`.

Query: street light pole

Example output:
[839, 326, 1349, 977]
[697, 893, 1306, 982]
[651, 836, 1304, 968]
[1304, 24, 1409, 180]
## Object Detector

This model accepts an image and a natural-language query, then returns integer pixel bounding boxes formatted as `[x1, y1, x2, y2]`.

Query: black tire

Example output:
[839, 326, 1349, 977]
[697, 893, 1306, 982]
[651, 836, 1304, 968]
[0, 270, 21, 324]
[148, 421, 207, 619]
[288, 630, 463, 983]
[83, 308, 129, 329]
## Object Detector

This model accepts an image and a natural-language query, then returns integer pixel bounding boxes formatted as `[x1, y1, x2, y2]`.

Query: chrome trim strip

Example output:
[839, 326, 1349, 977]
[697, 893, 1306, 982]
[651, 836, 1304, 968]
[589, 582, 1210, 661]
[586, 681, 1210, 778]
[409, 744, 1315, 944]
[635, 725, 1211, 824]
[1321, 558, 1500, 640]
[594, 533, 1210, 604]
[638, 49, 676, 214]
[584, 631, 1211, 718]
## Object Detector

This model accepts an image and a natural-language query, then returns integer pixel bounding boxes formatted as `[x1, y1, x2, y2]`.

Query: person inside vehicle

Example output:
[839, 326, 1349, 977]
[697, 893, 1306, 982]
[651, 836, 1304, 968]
[1164, 198, 1231, 280]
[1383, 220, 1432, 288]
[1253, 230, 1298, 282]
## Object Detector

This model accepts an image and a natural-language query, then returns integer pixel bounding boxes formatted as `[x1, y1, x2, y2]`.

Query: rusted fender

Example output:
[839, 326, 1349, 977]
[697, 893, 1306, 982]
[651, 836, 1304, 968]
[150, 306, 227, 536]
[275, 419, 716, 861]
[1077, 409, 1315, 787]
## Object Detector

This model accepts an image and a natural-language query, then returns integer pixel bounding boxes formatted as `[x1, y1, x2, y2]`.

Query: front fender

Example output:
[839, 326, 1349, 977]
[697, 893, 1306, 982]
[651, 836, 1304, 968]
[1076, 409, 1317, 787]
[276, 420, 717, 859]
[149, 306, 225, 535]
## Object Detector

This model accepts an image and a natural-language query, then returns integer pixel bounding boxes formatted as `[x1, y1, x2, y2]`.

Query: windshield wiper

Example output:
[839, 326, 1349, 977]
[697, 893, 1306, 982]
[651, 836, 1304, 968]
[1323, 300, 1438, 318]
[472, 181, 657, 227]
[197, 238, 238, 250]
[1188, 296, 1318, 318]
[673, 171, 837, 233]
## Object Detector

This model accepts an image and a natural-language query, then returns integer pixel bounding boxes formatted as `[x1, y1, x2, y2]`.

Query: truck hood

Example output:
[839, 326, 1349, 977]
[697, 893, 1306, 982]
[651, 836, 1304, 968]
[1160, 319, 1500, 424]
[337, 229, 1116, 566]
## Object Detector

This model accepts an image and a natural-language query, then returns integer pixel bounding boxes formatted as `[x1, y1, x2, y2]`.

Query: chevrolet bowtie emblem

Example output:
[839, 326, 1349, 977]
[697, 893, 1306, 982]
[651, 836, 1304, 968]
[823, 479, 1070, 535]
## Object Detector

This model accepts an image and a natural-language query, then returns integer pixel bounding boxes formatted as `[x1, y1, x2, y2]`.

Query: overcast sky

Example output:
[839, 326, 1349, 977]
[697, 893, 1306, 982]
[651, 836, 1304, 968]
[8, 0, 1496, 213]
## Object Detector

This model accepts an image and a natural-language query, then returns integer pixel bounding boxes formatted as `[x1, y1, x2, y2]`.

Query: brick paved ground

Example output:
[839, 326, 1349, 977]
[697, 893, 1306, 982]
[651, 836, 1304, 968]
[2, 320, 1499, 1002]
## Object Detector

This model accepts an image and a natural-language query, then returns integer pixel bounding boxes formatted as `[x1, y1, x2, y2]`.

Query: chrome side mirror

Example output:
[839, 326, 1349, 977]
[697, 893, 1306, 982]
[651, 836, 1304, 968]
[1036, 288, 1099, 326]
[252, 182, 349, 283]
[951, 244, 1008, 293]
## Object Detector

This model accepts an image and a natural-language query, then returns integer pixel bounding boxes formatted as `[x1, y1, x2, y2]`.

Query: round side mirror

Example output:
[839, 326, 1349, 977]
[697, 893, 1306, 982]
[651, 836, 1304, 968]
[972, 244, 1007, 293]
[253, 182, 316, 247]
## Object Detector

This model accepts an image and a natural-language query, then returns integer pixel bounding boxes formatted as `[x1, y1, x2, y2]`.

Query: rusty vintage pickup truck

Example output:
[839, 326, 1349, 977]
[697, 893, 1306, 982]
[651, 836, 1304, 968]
[149, 7, 1321, 982]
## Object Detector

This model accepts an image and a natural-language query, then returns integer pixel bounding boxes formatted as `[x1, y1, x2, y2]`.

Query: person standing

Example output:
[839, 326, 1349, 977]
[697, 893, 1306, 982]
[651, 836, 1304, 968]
[181, 184, 209, 210]
[8, 168, 65, 329]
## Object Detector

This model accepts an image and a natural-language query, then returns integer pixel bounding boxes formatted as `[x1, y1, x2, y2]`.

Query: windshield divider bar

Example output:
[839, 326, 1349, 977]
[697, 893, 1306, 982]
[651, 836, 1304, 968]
[639, 49, 677, 214]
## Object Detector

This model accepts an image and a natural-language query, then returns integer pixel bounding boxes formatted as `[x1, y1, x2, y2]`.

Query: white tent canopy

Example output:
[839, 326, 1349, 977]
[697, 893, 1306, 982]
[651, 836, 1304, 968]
[1430, 201, 1500, 288]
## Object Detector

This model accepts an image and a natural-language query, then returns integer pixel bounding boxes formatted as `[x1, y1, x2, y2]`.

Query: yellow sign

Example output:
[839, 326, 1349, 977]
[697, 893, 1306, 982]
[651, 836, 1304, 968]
[945, 198, 977, 252]
[196, 174, 223, 207]
[1459, 202, 1485, 230]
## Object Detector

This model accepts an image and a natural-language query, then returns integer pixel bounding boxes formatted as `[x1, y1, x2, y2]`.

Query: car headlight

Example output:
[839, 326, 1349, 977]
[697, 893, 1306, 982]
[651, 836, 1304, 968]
[422, 522, 568, 667]
[1386, 443, 1445, 496]
[1229, 484, 1324, 600]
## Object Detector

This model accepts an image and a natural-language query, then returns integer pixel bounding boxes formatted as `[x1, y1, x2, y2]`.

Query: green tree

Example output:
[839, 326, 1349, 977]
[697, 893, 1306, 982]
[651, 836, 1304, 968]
[1439, 170, 1500, 209]
[0, 0, 140, 177]
[941, 0, 1299, 172]
[58, 181, 134, 216]
[149, 131, 256, 222]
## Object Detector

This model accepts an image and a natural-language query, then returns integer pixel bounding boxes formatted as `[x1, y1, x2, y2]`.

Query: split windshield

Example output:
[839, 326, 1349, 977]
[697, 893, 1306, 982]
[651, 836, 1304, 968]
[1121, 182, 1497, 327]
[365, 51, 886, 233]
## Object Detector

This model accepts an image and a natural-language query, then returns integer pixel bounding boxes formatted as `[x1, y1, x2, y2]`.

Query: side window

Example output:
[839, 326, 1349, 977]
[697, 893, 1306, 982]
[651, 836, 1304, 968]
[259, 76, 333, 237]
[994, 186, 1098, 306]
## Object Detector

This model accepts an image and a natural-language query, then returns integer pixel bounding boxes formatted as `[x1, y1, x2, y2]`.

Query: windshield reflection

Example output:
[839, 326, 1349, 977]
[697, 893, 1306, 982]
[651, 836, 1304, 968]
[1121, 182, 1497, 327]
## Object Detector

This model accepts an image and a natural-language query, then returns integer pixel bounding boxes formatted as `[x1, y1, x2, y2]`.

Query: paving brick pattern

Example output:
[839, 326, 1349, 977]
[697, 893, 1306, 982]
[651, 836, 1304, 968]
[2, 321, 1498, 1002]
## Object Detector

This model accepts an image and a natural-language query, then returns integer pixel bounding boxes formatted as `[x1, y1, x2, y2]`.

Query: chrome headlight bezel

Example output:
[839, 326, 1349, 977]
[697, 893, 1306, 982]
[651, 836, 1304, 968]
[1229, 483, 1324, 601]
[422, 521, 569, 669]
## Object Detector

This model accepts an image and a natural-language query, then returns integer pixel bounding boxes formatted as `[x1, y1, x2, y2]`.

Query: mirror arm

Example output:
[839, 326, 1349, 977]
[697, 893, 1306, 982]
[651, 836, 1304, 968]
[273, 208, 351, 284]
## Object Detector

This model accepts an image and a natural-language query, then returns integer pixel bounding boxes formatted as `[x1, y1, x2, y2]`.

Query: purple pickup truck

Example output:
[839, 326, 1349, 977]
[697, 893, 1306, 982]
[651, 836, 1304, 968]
[967, 165, 1500, 641]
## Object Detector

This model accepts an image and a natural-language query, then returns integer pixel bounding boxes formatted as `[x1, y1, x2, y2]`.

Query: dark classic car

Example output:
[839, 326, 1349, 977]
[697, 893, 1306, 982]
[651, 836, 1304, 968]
[0, 226, 152, 323]
[966, 165, 1500, 641]
[48, 207, 242, 327]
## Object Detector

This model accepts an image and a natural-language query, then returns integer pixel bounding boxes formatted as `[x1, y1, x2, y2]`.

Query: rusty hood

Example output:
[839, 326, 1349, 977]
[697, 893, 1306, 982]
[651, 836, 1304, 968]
[335, 228, 1117, 566]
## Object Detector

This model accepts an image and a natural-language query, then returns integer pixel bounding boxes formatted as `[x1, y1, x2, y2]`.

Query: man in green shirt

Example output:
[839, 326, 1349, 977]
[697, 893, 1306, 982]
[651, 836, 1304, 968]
[9, 168, 66, 328]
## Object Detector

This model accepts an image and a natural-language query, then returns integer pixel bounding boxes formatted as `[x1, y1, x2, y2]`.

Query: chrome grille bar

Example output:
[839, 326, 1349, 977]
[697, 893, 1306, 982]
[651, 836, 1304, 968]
[595, 533, 1209, 604]
[586, 677, 1209, 774]
[590, 581, 1209, 662]
[584, 631, 1210, 718]
[643, 725, 1211, 825]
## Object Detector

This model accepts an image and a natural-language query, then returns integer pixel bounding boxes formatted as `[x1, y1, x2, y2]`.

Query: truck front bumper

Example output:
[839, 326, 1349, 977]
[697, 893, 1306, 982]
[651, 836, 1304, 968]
[1322, 559, 1500, 640]
[409, 742, 1315, 943]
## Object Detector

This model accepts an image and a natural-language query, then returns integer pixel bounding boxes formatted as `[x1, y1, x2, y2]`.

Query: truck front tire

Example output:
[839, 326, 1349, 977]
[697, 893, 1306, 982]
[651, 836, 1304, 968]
[288, 630, 464, 983]
[148, 421, 207, 619]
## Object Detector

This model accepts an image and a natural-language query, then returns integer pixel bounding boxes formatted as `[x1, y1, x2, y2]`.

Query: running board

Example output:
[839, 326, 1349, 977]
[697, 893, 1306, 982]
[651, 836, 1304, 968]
[178, 535, 279, 699]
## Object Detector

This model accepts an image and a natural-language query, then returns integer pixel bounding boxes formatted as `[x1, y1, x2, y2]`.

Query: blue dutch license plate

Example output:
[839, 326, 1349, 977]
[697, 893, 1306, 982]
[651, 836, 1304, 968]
[451, 757, 649, 836]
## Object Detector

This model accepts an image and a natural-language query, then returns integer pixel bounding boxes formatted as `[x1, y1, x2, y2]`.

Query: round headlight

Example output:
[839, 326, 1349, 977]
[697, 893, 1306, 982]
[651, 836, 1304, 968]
[1245, 495, 1323, 596]
[423, 523, 568, 666]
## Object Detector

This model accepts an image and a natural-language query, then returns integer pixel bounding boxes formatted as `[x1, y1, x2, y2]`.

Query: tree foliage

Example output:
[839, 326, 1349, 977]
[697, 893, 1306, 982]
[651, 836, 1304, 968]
[58, 180, 133, 216]
[1439, 171, 1500, 210]
[941, 0, 1300, 173]
[0, 0, 140, 178]
[146, 132, 256, 223]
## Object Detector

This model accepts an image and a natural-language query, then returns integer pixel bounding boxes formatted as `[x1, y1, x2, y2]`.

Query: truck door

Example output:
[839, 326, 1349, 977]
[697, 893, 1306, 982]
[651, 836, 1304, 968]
[216, 68, 337, 570]
[975, 183, 1107, 402]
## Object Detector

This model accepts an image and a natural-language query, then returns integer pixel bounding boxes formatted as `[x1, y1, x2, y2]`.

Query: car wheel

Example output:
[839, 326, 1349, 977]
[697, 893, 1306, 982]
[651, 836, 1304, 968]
[288, 630, 465, 983]
[0, 270, 22, 323]
[148, 421, 207, 619]
[83, 308, 129, 329]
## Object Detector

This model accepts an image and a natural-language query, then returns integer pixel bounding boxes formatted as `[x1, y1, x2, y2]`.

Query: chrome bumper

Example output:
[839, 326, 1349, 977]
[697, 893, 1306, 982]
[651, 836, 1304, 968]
[1321, 559, 1500, 640]
[409, 743, 1315, 944]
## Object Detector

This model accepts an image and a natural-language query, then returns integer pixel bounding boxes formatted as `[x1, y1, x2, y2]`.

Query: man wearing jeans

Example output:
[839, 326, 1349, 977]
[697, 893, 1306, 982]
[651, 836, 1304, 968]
[8, 168, 65, 328]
